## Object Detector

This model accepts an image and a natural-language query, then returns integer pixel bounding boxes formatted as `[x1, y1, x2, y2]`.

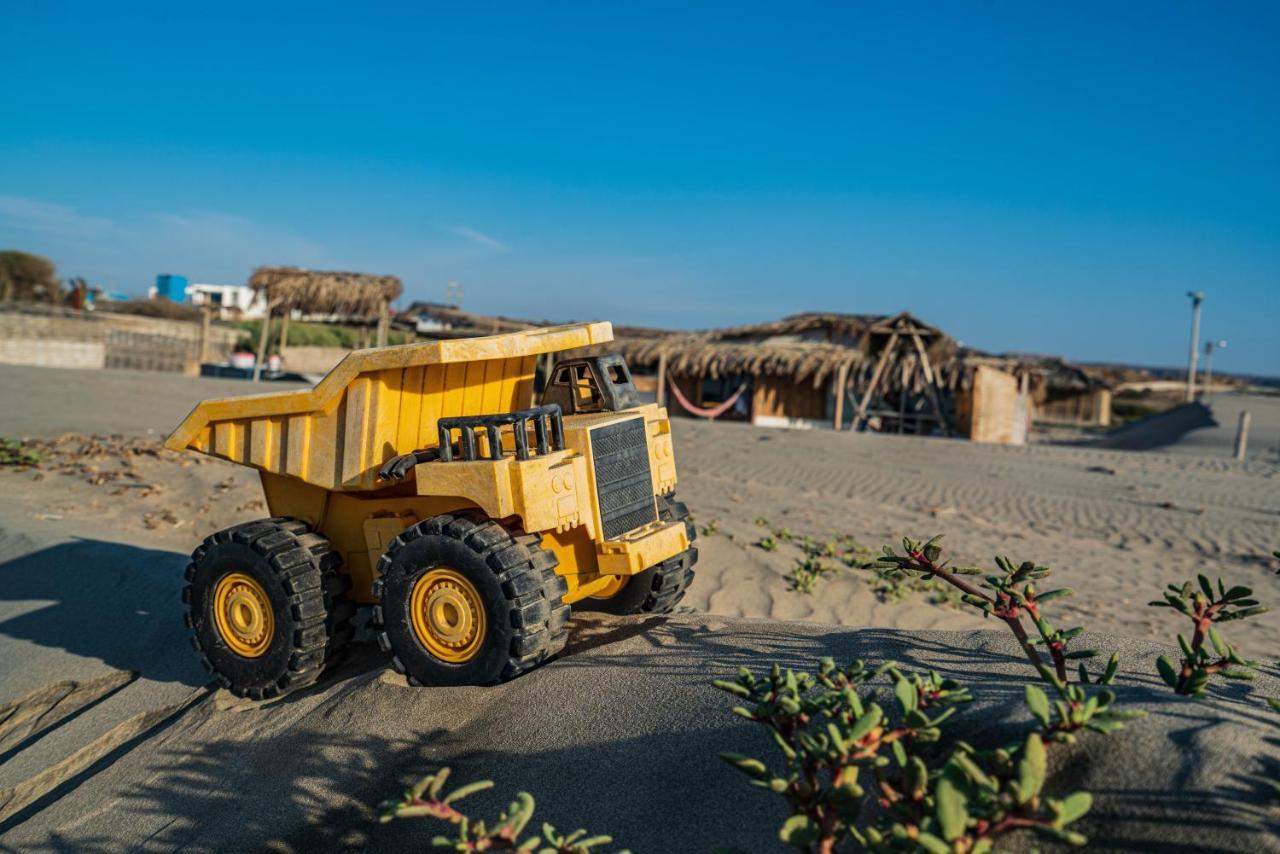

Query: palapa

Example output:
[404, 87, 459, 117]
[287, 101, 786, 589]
[249, 266, 403, 318]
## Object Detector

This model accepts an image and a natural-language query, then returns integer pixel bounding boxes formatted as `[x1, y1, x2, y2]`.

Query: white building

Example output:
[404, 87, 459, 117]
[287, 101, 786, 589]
[185, 283, 265, 319]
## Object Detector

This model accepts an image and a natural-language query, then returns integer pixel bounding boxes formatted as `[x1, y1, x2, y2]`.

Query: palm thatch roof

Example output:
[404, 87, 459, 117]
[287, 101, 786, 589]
[611, 337, 862, 388]
[710, 311, 945, 346]
[250, 266, 403, 317]
[569, 311, 959, 396]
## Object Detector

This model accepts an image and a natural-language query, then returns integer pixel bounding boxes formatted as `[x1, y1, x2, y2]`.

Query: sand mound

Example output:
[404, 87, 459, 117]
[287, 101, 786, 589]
[1, 613, 1276, 852]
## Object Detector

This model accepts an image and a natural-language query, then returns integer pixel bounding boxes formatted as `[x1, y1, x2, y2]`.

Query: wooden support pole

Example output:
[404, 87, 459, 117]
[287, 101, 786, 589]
[656, 351, 668, 408]
[252, 299, 278, 382]
[897, 357, 909, 433]
[358, 324, 370, 350]
[278, 309, 290, 360]
[197, 305, 211, 364]
[376, 299, 390, 348]
[832, 361, 849, 431]
[911, 333, 951, 436]
[855, 332, 899, 424]
[1235, 411, 1250, 461]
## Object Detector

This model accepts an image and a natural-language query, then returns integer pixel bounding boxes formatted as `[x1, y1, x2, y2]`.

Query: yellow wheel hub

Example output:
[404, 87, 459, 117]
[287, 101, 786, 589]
[410, 568, 486, 663]
[212, 572, 275, 658]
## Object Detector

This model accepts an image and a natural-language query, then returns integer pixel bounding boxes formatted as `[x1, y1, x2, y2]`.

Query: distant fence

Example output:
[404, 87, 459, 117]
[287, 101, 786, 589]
[0, 304, 241, 373]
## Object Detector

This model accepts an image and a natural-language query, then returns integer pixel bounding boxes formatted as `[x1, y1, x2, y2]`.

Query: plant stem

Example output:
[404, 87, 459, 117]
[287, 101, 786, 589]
[908, 551, 1052, 679]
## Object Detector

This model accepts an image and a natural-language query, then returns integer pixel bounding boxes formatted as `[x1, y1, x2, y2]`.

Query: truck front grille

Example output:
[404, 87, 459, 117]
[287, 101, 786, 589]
[591, 417, 657, 540]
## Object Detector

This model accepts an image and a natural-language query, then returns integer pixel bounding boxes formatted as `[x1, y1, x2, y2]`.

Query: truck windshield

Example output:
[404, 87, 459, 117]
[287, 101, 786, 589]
[552, 363, 606, 413]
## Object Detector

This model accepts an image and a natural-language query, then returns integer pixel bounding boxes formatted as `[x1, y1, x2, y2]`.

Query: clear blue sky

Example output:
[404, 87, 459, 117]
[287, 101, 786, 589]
[3, 2, 1277, 374]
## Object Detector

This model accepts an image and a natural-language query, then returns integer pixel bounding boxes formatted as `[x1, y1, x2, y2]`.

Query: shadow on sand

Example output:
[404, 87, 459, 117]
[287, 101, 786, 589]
[0, 538, 208, 688]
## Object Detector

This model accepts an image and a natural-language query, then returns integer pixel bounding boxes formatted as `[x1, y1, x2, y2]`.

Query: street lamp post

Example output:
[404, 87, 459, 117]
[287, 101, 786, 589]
[1185, 291, 1205, 402]
[1203, 339, 1226, 396]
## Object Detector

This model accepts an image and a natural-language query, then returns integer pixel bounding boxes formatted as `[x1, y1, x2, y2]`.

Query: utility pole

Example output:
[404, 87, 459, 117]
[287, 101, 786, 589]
[1203, 339, 1226, 396]
[1184, 291, 1204, 402]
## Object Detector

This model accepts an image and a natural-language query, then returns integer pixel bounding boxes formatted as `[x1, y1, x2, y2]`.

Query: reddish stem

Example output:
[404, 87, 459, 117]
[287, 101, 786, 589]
[908, 551, 1050, 678]
[1174, 601, 1230, 694]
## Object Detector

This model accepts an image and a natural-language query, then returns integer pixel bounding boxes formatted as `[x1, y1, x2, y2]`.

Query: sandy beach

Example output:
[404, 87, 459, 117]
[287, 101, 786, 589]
[0, 365, 1277, 850]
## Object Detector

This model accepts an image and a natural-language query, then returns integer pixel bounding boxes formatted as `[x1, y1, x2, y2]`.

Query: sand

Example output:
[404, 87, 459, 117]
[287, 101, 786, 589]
[1, 612, 1277, 852]
[0, 365, 1277, 850]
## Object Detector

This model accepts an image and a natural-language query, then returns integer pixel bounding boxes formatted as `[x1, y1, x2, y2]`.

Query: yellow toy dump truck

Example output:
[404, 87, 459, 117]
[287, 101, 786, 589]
[167, 322, 696, 698]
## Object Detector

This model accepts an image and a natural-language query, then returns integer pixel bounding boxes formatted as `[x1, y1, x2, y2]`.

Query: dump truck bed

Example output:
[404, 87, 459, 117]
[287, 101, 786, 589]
[166, 322, 614, 492]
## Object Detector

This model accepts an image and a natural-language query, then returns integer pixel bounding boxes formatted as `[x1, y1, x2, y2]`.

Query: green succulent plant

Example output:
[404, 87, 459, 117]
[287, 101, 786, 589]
[1149, 575, 1267, 696]
[380, 768, 628, 853]
[787, 556, 839, 594]
[715, 657, 1101, 852]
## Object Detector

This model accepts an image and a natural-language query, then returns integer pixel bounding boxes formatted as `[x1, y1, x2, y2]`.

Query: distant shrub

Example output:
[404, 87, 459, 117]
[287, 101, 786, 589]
[0, 438, 40, 467]
[0, 250, 59, 303]
[231, 319, 412, 352]
[97, 298, 204, 320]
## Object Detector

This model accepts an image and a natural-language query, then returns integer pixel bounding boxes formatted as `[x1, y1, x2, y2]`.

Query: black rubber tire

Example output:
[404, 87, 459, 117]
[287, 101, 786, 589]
[183, 517, 354, 700]
[371, 511, 571, 686]
[587, 494, 699, 615]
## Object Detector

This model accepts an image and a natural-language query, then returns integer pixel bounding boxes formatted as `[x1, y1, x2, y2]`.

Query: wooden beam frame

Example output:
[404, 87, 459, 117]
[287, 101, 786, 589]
[252, 298, 280, 383]
[855, 331, 899, 424]
[376, 299, 390, 348]
[832, 361, 850, 431]
[656, 351, 668, 408]
[910, 332, 952, 436]
[278, 309, 290, 360]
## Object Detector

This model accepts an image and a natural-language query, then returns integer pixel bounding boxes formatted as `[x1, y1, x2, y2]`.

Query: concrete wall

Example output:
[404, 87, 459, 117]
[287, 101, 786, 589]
[0, 339, 105, 369]
[0, 306, 241, 373]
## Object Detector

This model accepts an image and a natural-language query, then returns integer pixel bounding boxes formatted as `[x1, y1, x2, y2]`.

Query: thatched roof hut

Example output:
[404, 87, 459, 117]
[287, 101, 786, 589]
[560, 311, 957, 434]
[613, 337, 861, 388]
[590, 311, 957, 393]
[250, 266, 403, 318]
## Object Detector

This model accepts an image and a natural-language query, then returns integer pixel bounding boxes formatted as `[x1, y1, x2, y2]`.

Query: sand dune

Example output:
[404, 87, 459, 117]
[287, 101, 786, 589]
[0, 366, 1277, 849]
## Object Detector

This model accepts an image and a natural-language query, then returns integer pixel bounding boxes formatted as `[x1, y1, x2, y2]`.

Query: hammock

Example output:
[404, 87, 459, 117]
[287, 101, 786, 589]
[666, 380, 748, 420]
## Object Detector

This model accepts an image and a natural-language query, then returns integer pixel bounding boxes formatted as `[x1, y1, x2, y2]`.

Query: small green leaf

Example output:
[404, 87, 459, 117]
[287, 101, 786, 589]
[895, 677, 919, 713]
[442, 780, 495, 804]
[778, 814, 821, 847]
[720, 752, 770, 779]
[1017, 733, 1046, 804]
[907, 756, 929, 798]
[1156, 655, 1179, 688]
[848, 705, 883, 741]
[1025, 684, 1051, 727]
[1057, 791, 1093, 824]
[1100, 652, 1120, 684]
[427, 767, 451, 798]
[713, 679, 753, 698]
[935, 771, 969, 842]
[916, 833, 951, 854]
